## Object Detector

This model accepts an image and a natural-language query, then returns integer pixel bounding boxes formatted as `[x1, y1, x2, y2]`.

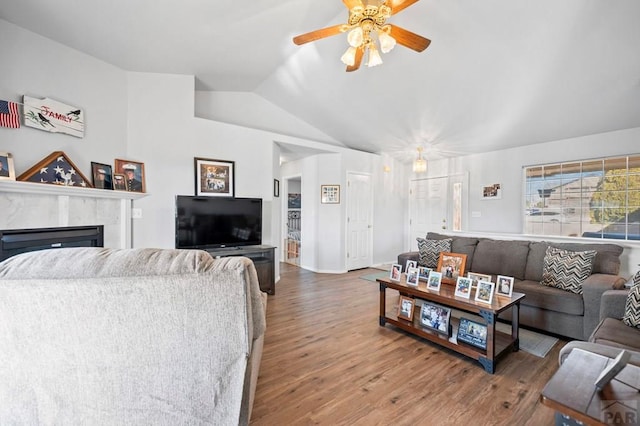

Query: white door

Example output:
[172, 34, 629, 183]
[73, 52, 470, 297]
[347, 172, 373, 270]
[409, 177, 449, 250]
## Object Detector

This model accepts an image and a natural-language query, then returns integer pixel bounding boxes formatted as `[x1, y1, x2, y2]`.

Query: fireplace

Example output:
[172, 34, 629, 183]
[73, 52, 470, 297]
[0, 225, 104, 261]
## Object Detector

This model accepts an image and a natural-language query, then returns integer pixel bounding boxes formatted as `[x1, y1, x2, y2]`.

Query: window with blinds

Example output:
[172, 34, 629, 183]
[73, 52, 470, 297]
[523, 155, 640, 240]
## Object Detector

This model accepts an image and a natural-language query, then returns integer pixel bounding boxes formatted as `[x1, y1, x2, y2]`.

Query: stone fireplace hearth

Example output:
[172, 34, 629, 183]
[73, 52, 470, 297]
[0, 180, 146, 249]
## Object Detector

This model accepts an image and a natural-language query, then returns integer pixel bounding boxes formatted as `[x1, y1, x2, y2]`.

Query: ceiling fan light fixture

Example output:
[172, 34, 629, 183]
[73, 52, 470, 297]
[366, 44, 383, 67]
[378, 30, 396, 53]
[413, 147, 427, 173]
[347, 26, 364, 47]
[341, 46, 358, 66]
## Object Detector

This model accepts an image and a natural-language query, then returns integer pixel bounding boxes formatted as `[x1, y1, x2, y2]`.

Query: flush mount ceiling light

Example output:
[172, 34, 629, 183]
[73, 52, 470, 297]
[293, 0, 431, 72]
[413, 146, 427, 173]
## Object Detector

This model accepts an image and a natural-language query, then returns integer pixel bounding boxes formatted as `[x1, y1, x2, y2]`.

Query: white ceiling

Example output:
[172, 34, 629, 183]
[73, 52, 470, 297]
[2, 0, 640, 161]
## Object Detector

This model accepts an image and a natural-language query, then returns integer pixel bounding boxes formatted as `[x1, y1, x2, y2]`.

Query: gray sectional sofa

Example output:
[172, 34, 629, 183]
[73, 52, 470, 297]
[398, 232, 627, 340]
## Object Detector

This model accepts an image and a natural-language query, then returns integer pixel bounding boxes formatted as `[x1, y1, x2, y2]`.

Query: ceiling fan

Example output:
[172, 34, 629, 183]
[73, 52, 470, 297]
[293, 0, 431, 72]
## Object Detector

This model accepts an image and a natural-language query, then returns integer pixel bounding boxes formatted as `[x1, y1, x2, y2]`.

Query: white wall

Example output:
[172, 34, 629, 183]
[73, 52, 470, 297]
[0, 19, 127, 180]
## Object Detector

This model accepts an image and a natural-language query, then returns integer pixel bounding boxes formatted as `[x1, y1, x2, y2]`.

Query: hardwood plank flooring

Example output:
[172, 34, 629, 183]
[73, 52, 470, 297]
[250, 263, 564, 425]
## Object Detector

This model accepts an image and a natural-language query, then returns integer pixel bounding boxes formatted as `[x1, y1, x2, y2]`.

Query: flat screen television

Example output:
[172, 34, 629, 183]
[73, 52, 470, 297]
[175, 196, 262, 250]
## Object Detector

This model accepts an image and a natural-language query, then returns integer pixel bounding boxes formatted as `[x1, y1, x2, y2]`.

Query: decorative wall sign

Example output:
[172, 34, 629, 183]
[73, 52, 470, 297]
[23, 96, 84, 138]
[17, 151, 92, 187]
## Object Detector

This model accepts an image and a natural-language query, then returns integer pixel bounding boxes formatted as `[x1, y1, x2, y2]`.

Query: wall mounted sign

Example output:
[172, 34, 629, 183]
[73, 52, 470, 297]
[23, 96, 84, 138]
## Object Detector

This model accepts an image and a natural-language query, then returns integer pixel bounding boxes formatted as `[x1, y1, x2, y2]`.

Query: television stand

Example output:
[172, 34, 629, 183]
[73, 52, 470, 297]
[208, 245, 275, 295]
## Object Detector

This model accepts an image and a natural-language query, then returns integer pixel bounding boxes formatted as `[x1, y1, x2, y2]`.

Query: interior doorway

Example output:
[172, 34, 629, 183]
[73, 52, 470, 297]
[346, 172, 373, 270]
[283, 176, 301, 266]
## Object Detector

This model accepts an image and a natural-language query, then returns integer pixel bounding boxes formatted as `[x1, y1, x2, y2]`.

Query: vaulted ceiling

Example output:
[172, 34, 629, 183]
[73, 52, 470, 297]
[2, 0, 640, 162]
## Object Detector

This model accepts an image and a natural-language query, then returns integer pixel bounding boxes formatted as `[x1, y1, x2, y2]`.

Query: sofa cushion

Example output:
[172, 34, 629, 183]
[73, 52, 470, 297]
[541, 246, 596, 294]
[525, 241, 622, 281]
[622, 271, 640, 328]
[514, 279, 585, 315]
[469, 239, 529, 280]
[590, 317, 640, 352]
[426, 233, 479, 269]
[416, 238, 451, 268]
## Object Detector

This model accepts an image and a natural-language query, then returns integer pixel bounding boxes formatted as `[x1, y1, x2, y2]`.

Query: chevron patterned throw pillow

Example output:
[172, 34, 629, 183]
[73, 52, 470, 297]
[540, 246, 597, 294]
[416, 238, 452, 268]
[622, 271, 640, 328]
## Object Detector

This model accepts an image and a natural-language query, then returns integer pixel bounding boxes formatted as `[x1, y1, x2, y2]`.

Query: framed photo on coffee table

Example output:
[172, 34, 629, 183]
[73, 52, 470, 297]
[419, 301, 451, 336]
[496, 275, 514, 297]
[389, 263, 402, 282]
[405, 259, 417, 273]
[398, 295, 415, 321]
[437, 252, 467, 284]
[406, 267, 419, 287]
[475, 280, 495, 304]
[467, 272, 492, 287]
[454, 276, 473, 299]
[427, 271, 442, 291]
[457, 317, 488, 350]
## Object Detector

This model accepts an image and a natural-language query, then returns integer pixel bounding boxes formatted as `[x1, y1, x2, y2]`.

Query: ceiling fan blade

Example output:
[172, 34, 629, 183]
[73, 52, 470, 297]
[346, 48, 364, 72]
[343, 0, 364, 10]
[388, 0, 419, 15]
[388, 24, 431, 52]
[293, 24, 345, 45]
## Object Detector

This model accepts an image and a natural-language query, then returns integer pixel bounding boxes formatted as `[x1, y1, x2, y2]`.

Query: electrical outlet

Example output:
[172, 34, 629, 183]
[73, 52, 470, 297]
[132, 208, 143, 219]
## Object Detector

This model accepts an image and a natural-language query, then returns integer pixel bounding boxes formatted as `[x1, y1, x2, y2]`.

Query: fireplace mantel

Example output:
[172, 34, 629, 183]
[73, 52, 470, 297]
[0, 180, 148, 249]
[0, 180, 147, 200]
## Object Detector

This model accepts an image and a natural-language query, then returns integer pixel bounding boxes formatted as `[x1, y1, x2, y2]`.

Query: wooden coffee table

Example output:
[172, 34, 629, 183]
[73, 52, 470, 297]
[377, 275, 525, 374]
[540, 348, 640, 425]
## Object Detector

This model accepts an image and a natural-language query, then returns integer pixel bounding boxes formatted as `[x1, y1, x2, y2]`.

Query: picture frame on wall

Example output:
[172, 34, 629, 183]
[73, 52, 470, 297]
[320, 184, 340, 204]
[398, 295, 415, 321]
[90, 162, 113, 190]
[0, 152, 16, 180]
[114, 158, 146, 193]
[481, 183, 502, 200]
[194, 157, 234, 197]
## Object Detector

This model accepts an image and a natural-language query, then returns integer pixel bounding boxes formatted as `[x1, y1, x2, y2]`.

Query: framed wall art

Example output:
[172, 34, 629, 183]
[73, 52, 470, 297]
[90, 162, 113, 190]
[321, 184, 340, 204]
[114, 159, 146, 193]
[194, 157, 234, 197]
[0, 152, 16, 180]
[482, 183, 502, 200]
[437, 252, 467, 284]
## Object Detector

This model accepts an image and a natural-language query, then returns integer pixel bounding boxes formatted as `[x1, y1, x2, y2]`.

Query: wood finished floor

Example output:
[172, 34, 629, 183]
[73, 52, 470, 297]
[250, 263, 565, 425]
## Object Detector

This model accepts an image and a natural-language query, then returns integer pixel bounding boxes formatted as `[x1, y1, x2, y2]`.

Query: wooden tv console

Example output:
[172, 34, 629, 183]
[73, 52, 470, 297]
[208, 245, 276, 295]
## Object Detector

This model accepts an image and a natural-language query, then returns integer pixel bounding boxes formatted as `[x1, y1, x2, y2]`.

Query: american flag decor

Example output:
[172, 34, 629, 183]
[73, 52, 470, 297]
[0, 100, 20, 129]
[17, 151, 93, 188]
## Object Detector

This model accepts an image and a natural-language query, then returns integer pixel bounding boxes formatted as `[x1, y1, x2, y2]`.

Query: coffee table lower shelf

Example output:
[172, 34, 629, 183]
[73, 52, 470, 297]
[378, 278, 524, 374]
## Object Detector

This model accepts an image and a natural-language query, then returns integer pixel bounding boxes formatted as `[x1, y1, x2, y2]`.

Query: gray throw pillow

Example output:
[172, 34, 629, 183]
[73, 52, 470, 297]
[416, 238, 452, 268]
[540, 246, 597, 294]
[622, 271, 640, 328]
